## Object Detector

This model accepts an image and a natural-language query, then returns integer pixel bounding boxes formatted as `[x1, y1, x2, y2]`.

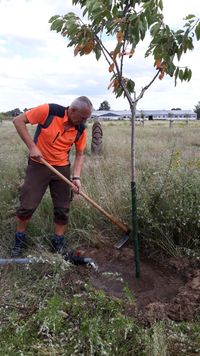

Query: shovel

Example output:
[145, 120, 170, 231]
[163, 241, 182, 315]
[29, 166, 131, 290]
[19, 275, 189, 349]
[40, 158, 130, 248]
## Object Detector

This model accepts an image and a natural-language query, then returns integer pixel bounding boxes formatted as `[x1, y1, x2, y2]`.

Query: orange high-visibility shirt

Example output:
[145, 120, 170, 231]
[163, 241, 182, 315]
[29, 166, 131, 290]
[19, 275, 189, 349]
[26, 103, 86, 166]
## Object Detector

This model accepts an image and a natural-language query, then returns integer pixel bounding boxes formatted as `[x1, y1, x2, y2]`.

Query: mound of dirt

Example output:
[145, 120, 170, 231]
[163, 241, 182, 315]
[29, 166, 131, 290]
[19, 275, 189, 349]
[78, 246, 200, 323]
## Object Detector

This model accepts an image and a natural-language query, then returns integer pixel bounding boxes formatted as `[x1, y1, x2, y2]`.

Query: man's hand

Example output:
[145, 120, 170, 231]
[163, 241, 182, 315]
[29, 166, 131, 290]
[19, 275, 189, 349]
[13, 113, 43, 160]
[29, 146, 43, 161]
[72, 177, 81, 194]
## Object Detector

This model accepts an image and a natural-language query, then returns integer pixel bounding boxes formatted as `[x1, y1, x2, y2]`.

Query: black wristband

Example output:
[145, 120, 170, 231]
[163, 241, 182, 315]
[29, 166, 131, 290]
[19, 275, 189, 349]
[72, 177, 80, 180]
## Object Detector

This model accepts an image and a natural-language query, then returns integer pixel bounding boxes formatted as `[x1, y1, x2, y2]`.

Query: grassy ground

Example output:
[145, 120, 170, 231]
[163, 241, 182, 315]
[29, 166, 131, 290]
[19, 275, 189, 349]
[0, 119, 200, 355]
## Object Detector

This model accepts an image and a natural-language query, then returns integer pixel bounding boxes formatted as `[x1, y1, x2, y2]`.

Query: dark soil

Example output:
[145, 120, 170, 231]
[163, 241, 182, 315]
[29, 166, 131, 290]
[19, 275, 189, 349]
[77, 245, 200, 323]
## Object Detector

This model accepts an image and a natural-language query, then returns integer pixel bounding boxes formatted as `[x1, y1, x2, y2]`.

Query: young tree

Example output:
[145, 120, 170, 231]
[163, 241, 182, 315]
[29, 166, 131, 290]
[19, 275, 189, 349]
[50, 1, 200, 277]
[99, 100, 111, 110]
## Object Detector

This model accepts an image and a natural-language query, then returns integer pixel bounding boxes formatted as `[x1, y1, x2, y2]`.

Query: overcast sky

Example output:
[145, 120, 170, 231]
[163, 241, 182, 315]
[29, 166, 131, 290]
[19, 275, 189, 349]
[0, 0, 199, 112]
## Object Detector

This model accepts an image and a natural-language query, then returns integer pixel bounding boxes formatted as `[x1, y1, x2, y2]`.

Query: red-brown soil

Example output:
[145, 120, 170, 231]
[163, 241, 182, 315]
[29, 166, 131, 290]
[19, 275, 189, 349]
[78, 246, 200, 323]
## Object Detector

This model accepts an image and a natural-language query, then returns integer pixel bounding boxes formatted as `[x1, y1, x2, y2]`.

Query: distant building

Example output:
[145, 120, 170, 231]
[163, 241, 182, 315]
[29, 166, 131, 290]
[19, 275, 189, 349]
[92, 109, 196, 120]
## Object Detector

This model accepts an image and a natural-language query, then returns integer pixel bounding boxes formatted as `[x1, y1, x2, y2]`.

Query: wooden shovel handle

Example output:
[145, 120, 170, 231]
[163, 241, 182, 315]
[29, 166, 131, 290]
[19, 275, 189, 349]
[40, 158, 129, 234]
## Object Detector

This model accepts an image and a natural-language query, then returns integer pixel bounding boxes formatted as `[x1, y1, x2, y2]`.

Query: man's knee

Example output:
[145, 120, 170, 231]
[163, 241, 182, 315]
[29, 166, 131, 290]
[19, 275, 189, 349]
[54, 207, 69, 225]
[16, 207, 35, 221]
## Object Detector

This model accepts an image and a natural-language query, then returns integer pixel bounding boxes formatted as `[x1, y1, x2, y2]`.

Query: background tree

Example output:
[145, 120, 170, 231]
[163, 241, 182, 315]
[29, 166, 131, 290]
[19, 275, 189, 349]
[194, 101, 200, 119]
[167, 112, 173, 118]
[0, 113, 4, 125]
[98, 100, 111, 111]
[140, 110, 145, 119]
[50, 1, 200, 277]
[4, 108, 22, 117]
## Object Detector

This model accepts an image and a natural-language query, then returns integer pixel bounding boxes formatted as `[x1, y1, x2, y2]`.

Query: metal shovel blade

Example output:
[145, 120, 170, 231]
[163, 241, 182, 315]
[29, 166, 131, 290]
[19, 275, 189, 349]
[114, 234, 129, 249]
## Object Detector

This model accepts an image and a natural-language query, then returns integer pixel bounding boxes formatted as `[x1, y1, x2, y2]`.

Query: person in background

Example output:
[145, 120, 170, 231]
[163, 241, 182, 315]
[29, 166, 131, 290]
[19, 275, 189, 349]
[11, 96, 93, 257]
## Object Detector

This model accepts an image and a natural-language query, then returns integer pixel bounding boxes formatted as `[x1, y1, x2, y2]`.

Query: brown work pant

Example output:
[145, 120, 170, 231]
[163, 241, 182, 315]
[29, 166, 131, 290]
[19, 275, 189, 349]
[16, 160, 71, 225]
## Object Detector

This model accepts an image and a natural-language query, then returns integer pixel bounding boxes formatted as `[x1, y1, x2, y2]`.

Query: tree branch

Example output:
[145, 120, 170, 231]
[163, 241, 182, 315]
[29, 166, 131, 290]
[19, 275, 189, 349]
[135, 71, 160, 104]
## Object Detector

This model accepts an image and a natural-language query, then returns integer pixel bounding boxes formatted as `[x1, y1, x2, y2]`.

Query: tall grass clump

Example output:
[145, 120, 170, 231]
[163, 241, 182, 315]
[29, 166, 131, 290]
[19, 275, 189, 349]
[135, 124, 200, 255]
[81, 121, 200, 256]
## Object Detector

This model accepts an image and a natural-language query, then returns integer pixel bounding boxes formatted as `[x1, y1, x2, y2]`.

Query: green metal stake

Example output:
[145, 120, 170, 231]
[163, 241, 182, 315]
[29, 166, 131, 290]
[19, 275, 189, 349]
[131, 180, 140, 278]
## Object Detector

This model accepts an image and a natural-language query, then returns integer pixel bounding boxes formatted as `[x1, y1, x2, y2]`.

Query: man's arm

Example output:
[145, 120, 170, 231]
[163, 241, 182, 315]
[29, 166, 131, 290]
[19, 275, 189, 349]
[72, 150, 84, 193]
[13, 113, 42, 160]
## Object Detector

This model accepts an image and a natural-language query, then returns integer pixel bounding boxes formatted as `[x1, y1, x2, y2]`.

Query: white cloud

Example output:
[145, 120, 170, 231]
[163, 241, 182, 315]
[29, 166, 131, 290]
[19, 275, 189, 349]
[0, 0, 199, 111]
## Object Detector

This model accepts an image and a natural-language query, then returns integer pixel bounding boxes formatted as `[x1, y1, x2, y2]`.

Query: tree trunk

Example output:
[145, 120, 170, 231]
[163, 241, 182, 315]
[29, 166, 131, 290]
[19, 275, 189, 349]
[130, 103, 140, 278]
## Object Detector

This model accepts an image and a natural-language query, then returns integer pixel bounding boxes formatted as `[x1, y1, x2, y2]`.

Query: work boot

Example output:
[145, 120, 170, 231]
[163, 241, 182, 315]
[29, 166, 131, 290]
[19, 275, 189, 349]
[51, 235, 65, 254]
[11, 232, 27, 258]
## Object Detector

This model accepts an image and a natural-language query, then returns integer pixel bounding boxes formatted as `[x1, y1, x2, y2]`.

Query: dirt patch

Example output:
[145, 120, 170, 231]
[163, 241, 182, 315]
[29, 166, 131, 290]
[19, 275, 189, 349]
[78, 246, 200, 323]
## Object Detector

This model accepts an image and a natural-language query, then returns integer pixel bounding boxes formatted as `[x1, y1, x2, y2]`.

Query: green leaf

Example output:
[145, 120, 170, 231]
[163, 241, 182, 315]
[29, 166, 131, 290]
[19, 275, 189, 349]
[184, 14, 195, 20]
[93, 45, 101, 60]
[177, 46, 183, 61]
[50, 19, 63, 32]
[167, 62, 176, 77]
[112, 4, 119, 17]
[178, 69, 184, 81]
[139, 15, 147, 40]
[195, 22, 200, 40]
[183, 67, 188, 80]
[158, 0, 163, 11]
[49, 15, 60, 23]
[126, 79, 135, 93]
[176, 29, 184, 35]
[114, 42, 123, 54]
[174, 67, 179, 86]
[150, 22, 161, 36]
[187, 69, 192, 81]
[183, 68, 192, 82]
[115, 86, 123, 98]
[64, 12, 77, 20]
[83, 7, 88, 17]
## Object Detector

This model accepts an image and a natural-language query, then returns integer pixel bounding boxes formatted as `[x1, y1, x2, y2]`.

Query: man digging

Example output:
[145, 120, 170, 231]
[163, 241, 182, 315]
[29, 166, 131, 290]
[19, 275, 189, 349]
[11, 96, 93, 257]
